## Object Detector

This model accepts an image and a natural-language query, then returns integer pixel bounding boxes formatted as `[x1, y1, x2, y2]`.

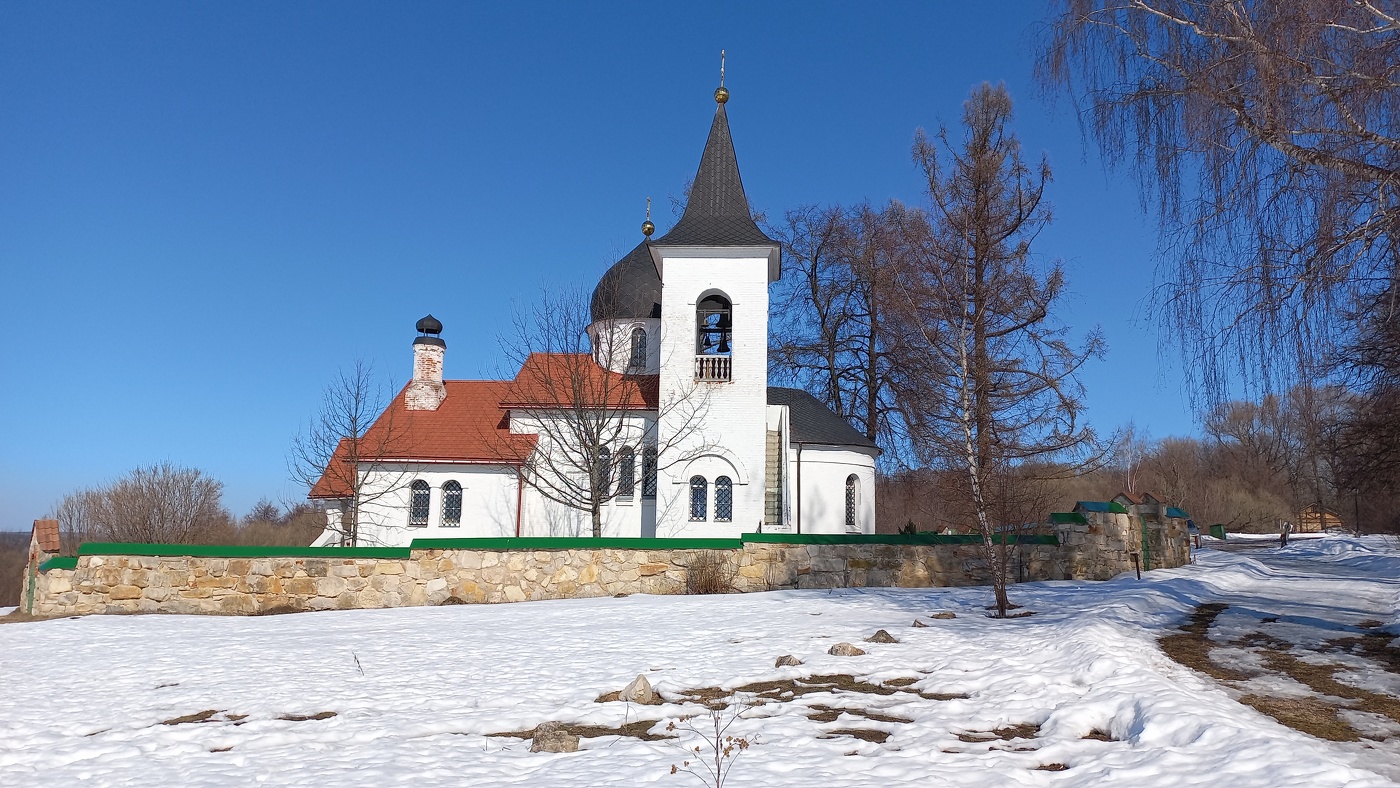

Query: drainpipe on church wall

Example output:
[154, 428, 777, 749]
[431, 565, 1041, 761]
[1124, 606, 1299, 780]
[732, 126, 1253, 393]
[514, 466, 524, 538]
[795, 443, 802, 534]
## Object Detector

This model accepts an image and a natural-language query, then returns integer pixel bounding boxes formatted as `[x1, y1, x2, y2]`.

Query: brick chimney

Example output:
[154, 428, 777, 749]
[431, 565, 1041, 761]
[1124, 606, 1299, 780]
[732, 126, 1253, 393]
[405, 314, 446, 411]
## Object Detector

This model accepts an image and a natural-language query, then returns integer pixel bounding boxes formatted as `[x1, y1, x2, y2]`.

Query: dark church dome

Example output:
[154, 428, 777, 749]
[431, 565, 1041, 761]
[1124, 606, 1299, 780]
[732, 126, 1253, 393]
[416, 314, 443, 335]
[591, 241, 662, 322]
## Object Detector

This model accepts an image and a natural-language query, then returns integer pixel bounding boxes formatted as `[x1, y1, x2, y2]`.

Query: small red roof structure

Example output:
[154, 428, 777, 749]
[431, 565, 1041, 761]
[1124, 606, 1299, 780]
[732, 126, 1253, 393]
[500, 353, 659, 410]
[1114, 490, 1161, 507]
[31, 519, 60, 554]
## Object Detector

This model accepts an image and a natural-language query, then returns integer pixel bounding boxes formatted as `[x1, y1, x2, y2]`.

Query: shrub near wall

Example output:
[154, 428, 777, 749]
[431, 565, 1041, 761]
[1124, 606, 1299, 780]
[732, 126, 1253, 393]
[27, 528, 1188, 617]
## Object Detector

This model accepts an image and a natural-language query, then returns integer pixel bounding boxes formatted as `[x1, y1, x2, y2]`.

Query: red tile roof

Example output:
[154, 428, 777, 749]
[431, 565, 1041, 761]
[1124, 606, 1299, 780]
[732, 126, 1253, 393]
[309, 380, 536, 499]
[500, 353, 659, 410]
[32, 519, 60, 553]
[307, 355, 661, 500]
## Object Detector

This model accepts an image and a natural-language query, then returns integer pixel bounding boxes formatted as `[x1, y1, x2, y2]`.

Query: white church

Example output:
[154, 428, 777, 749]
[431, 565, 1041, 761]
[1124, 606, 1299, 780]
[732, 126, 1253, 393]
[310, 81, 879, 546]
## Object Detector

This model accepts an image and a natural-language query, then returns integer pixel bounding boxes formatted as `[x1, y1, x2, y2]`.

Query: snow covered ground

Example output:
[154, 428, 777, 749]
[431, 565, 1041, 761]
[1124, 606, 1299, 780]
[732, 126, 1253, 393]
[1214, 531, 1333, 541]
[2, 538, 1398, 787]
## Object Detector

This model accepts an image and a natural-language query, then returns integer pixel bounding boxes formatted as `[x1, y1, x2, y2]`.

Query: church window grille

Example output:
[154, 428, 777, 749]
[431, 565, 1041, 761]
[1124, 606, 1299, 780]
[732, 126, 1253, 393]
[715, 476, 733, 522]
[617, 448, 636, 497]
[696, 294, 732, 355]
[642, 447, 658, 499]
[845, 474, 860, 532]
[690, 476, 708, 521]
[629, 327, 647, 370]
[409, 480, 430, 527]
[596, 447, 612, 496]
[441, 480, 462, 527]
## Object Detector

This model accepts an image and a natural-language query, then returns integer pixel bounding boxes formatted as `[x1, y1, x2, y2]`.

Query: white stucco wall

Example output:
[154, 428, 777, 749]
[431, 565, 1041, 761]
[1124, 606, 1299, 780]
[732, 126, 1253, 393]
[316, 464, 522, 547]
[587, 318, 662, 375]
[510, 409, 659, 539]
[791, 445, 878, 535]
[655, 250, 773, 538]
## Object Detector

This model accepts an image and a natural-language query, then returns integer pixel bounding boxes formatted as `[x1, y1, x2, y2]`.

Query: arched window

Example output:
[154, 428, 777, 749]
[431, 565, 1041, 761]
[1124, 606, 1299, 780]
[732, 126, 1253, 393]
[409, 480, 430, 527]
[715, 476, 733, 522]
[442, 480, 462, 527]
[689, 476, 708, 521]
[617, 448, 636, 497]
[642, 447, 658, 499]
[629, 327, 647, 369]
[696, 294, 732, 355]
[845, 474, 860, 532]
[596, 447, 612, 496]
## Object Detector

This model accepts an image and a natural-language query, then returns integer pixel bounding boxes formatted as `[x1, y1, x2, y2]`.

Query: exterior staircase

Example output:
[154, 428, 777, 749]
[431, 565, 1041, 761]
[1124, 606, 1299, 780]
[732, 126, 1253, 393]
[764, 430, 783, 527]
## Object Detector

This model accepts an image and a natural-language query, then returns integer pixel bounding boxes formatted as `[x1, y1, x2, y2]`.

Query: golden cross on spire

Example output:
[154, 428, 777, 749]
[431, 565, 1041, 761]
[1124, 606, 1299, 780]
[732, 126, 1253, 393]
[715, 50, 729, 104]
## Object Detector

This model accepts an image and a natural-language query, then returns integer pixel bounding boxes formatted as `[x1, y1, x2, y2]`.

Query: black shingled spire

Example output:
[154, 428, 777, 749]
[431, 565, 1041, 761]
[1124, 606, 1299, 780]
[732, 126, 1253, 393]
[651, 100, 775, 247]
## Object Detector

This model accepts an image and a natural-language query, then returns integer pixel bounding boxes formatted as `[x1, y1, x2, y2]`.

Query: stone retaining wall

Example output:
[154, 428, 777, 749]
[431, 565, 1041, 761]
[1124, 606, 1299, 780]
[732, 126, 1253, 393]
[27, 526, 1187, 617]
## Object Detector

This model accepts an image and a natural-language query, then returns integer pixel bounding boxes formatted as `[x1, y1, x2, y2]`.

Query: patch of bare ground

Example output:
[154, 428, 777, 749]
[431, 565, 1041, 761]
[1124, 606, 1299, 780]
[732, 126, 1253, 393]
[1036, 763, 1069, 771]
[162, 710, 221, 725]
[805, 704, 912, 724]
[956, 723, 1042, 743]
[488, 720, 674, 742]
[1239, 631, 1293, 650]
[0, 610, 71, 625]
[672, 674, 968, 709]
[210, 746, 233, 753]
[1326, 628, 1400, 676]
[1082, 728, 1115, 741]
[1238, 695, 1361, 742]
[1260, 650, 1400, 729]
[821, 728, 890, 743]
[1160, 603, 1400, 743]
[278, 712, 337, 722]
[1159, 604, 1253, 681]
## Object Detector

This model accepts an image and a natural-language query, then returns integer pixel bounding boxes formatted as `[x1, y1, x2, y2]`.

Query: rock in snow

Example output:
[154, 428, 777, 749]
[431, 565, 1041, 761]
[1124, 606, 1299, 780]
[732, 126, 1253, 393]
[774, 654, 803, 667]
[530, 721, 579, 753]
[866, 629, 899, 643]
[828, 642, 866, 657]
[619, 673, 659, 705]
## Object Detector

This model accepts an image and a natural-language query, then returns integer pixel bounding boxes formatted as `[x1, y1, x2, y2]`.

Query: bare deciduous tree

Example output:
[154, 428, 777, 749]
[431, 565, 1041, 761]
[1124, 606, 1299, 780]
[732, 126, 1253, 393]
[1038, 0, 1400, 405]
[767, 202, 913, 464]
[1334, 295, 1400, 503]
[491, 284, 713, 537]
[50, 462, 231, 547]
[893, 83, 1108, 617]
[289, 361, 412, 546]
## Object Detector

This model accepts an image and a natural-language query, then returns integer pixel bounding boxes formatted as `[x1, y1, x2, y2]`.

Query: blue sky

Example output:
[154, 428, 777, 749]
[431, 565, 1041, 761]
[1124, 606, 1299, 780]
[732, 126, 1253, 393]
[0, 2, 1197, 531]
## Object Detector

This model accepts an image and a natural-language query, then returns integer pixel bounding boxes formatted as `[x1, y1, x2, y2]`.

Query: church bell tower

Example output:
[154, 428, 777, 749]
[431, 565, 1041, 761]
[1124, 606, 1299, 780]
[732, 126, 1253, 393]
[649, 76, 781, 537]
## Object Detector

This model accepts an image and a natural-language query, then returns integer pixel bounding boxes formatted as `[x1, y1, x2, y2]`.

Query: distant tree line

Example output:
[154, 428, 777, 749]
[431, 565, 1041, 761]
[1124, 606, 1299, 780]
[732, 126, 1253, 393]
[1, 464, 324, 610]
[878, 386, 1400, 536]
[48, 462, 325, 554]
